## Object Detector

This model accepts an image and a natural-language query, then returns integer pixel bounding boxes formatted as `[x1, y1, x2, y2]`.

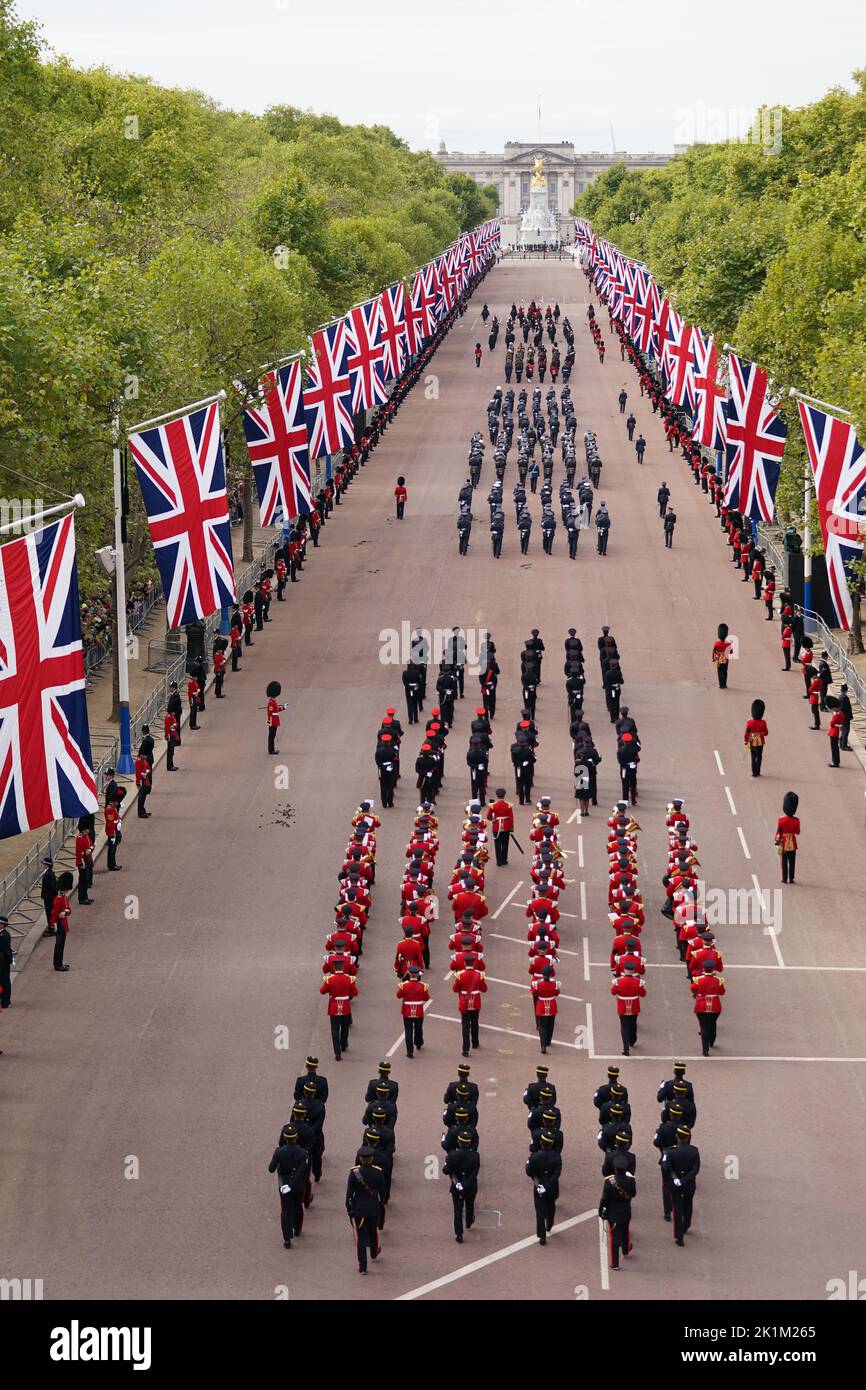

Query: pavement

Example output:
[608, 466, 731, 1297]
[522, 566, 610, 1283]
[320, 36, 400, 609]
[2, 259, 865, 1303]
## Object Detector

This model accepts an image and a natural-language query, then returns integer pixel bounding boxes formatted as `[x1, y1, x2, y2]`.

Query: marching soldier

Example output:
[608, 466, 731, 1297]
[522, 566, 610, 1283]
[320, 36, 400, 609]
[295, 1055, 329, 1105]
[375, 733, 398, 808]
[453, 959, 487, 1057]
[661, 1126, 701, 1246]
[599, 1155, 636, 1270]
[524, 1067, 556, 1111]
[396, 965, 429, 1057]
[346, 1147, 386, 1274]
[744, 698, 769, 776]
[657, 1062, 693, 1105]
[531, 965, 560, 1053]
[268, 1124, 309, 1249]
[443, 1130, 480, 1243]
[593, 1065, 624, 1112]
[365, 1060, 398, 1110]
[487, 788, 514, 866]
[320, 960, 358, 1060]
[611, 962, 646, 1056]
[526, 1129, 562, 1245]
[444, 1063, 479, 1107]
[653, 1103, 684, 1221]
[690, 959, 725, 1055]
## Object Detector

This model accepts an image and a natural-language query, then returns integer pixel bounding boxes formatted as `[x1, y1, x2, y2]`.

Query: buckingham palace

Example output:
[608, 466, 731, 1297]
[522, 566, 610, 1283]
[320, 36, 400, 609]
[433, 140, 679, 245]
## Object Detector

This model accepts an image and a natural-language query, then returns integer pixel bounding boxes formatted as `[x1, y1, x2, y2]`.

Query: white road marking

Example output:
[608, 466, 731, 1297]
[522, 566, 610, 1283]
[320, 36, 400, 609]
[426, 1013, 579, 1048]
[714, 750, 725, 775]
[567, 809, 582, 824]
[589, 1053, 866, 1062]
[585, 1001, 596, 1058]
[395, 1210, 598, 1300]
[491, 932, 581, 957]
[492, 881, 524, 919]
[583, 936, 591, 982]
[736, 826, 751, 860]
[580, 881, 587, 920]
[385, 999, 433, 1058]
[485, 975, 583, 1003]
[752, 874, 785, 967]
[590, 960, 866, 972]
[577, 835, 584, 868]
[507, 902, 581, 921]
[724, 786, 737, 816]
[598, 1217, 610, 1292]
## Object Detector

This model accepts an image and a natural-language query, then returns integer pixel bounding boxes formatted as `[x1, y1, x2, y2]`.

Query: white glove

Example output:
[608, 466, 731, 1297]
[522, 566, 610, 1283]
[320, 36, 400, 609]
[674, 1177, 682, 1187]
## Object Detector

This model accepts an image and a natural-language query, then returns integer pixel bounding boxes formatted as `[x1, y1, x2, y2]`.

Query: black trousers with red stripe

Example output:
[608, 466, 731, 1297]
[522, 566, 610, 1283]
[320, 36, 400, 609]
[352, 1213, 380, 1271]
[607, 1218, 631, 1267]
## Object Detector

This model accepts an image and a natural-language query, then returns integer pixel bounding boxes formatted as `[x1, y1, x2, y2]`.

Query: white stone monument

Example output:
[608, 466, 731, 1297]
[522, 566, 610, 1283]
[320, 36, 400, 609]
[518, 156, 558, 246]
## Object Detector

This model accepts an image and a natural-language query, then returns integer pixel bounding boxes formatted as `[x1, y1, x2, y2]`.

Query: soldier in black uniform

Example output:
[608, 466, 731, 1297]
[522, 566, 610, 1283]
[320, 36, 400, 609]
[526, 1129, 562, 1244]
[268, 1124, 309, 1248]
[346, 1146, 387, 1273]
[442, 1109, 480, 1153]
[601, 1128, 636, 1176]
[661, 1126, 701, 1245]
[598, 1085, 632, 1127]
[294, 1055, 329, 1104]
[653, 1101, 684, 1221]
[402, 662, 423, 724]
[466, 735, 489, 802]
[362, 1117, 395, 1202]
[657, 1062, 693, 1105]
[40, 855, 58, 936]
[443, 1086, 479, 1130]
[363, 1090, 398, 1133]
[598, 1108, 633, 1154]
[599, 1154, 636, 1270]
[517, 507, 532, 554]
[661, 1084, 697, 1130]
[444, 1063, 479, 1107]
[0, 915, 13, 1011]
[365, 1060, 398, 1109]
[524, 1067, 556, 1110]
[166, 681, 183, 741]
[592, 1064, 624, 1112]
[444, 1129, 480, 1242]
[375, 734, 397, 808]
[511, 734, 535, 805]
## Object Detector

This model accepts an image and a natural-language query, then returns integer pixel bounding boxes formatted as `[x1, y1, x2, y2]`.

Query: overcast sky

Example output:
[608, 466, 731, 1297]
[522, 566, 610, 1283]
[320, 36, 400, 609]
[16, 0, 863, 154]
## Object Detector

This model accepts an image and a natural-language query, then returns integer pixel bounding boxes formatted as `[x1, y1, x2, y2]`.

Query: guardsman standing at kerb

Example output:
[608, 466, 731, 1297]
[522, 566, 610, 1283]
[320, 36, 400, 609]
[266, 681, 287, 755]
[712, 624, 733, 689]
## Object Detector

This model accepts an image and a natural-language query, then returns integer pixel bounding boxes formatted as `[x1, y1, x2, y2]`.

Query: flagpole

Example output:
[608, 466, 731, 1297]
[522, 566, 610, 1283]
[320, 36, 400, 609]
[112, 414, 134, 775]
[127, 389, 227, 435]
[0, 495, 84, 537]
[257, 349, 306, 373]
[787, 388, 854, 616]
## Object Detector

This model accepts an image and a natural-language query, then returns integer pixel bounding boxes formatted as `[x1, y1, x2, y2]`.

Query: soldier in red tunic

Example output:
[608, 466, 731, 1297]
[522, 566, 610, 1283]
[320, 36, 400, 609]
[266, 680, 287, 755]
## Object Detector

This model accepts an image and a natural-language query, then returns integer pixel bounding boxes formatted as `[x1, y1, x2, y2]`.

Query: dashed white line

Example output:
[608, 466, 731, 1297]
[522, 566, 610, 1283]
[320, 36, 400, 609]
[585, 1001, 596, 1059]
[724, 786, 737, 816]
[490, 932, 581, 957]
[580, 881, 587, 920]
[577, 835, 584, 869]
[736, 826, 751, 860]
[752, 873, 785, 968]
[582, 936, 591, 982]
[714, 750, 725, 775]
[426, 1013, 580, 1048]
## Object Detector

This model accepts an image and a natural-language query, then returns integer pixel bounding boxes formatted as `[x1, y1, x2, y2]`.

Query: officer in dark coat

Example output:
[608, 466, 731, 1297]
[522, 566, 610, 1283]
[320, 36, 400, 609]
[599, 1155, 636, 1269]
[444, 1131, 480, 1242]
[346, 1146, 387, 1273]
[268, 1124, 309, 1248]
[526, 1129, 562, 1243]
[660, 1126, 701, 1245]
[40, 856, 58, 935]
[0, 915, 13, 1009]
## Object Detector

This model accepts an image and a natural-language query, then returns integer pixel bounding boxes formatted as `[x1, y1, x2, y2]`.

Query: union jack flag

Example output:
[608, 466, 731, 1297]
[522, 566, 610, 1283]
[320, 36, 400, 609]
[436, 249, 458, 316]
[242, 358, 313, 526]
[691, 329, 727, 450]
[129, 401, 236, 630]
[345, 296, 387, 412]
[797, 402, 866, 630]
[379, 282, 407, 381]
[662, 312, 697, 410]
[465, 229, 482, 278]
[650, 293, 675, 367]
[304, 320, 355, 459]
[0, 514, 97, 837]
[630, 270, 656, 354]
[413, 264, 439, 340]
[723, 353, 787, 522]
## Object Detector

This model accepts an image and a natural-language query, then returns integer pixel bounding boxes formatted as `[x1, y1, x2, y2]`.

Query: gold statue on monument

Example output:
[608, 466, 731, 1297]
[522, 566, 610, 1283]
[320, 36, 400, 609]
[530, 155, 546, 189]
